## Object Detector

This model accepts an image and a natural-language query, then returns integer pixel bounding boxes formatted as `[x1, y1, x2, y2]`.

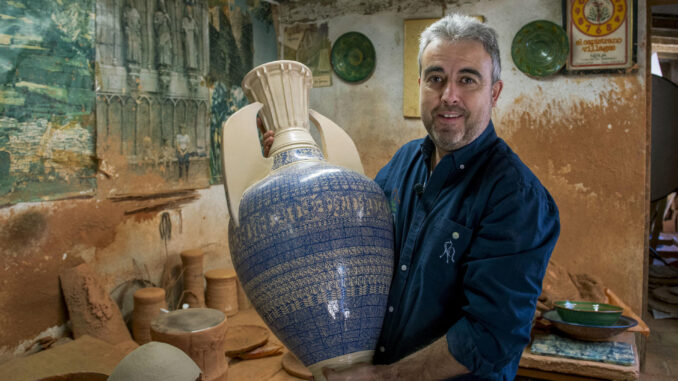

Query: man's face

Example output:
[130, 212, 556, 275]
[419, 39, 503, 156]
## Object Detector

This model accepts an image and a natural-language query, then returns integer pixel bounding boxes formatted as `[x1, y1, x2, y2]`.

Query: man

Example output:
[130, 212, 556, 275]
[263, 14, 559, 380]
[176, 125, 192, 179]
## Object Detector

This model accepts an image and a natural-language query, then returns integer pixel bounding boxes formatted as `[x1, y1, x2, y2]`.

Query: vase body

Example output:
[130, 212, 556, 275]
[223, 61, 394, 379]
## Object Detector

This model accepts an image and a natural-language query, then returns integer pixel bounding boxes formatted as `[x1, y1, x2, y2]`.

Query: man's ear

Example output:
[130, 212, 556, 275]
[418, 77, 421, 86]
[491, 80, 503, 107]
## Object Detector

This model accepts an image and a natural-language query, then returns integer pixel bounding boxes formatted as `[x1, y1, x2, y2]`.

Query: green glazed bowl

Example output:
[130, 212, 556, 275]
[554, 301, 623, 326]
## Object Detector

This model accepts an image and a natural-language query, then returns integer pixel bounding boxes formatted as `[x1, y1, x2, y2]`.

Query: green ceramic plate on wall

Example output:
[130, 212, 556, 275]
[331, 32, 376, 83]
[511, 20, 569, 77]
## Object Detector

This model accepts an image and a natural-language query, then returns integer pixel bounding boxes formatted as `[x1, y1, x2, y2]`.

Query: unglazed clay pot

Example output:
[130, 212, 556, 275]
[150, 308, 227, 381]
[221, 60, 394, 380]
[180, 249, 205, 308]
[205, 268, 238, 316]
[132, 287, 166, 344]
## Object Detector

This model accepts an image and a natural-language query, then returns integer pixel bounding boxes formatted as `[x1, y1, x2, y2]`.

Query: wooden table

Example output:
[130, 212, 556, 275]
[518, 331, 640, 380]
[227, 308, 307, 381]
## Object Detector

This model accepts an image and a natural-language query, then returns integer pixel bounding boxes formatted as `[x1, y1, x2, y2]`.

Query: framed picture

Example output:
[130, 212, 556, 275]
[563, 0, 637, 73]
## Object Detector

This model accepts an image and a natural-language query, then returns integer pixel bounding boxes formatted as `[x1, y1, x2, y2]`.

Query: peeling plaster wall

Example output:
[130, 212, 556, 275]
[0, 0, 277, 359]
[0, 185, 232, 358]
[281, 0, 648, 313]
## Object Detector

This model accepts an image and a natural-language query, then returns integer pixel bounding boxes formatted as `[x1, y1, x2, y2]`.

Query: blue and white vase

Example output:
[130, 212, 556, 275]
[221, 61, 394, 379]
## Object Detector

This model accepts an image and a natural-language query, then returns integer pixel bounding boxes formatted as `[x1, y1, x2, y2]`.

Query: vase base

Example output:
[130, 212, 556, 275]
[307, 350, 374, 381]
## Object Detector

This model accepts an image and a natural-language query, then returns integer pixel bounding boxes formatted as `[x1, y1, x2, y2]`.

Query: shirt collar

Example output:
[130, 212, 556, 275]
[419, 120, 498, 170]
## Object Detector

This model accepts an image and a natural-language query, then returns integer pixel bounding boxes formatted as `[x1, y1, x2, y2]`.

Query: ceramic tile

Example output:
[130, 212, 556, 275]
[530, 334, 635, 366]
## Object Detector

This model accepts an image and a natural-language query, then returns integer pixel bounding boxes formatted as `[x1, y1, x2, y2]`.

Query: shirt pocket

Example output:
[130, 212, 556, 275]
[425, 217, 473, 265]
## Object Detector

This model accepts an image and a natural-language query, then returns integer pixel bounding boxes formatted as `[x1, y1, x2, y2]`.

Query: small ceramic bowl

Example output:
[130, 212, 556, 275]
[554, 301, 623, 326]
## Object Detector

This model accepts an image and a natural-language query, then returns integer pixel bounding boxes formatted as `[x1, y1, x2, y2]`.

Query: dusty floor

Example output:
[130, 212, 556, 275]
[641, 314, 678, 380]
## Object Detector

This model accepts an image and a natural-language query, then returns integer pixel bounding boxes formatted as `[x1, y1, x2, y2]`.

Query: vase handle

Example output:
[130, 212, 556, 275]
[221, 102, 271, 227]
[309, 109, 365, 175]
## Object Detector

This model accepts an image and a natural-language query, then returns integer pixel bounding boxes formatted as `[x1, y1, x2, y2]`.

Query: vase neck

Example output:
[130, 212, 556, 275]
[271, 144, 324, 170]
[268, 126, 318, 155]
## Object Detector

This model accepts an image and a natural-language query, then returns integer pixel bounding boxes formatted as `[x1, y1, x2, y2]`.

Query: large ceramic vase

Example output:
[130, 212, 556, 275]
[221, 60, 394, 379]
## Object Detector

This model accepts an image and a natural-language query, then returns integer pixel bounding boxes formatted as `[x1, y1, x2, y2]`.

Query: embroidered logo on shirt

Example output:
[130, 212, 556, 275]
[389, 188, 400, 215]
[440, 240, 456, 264]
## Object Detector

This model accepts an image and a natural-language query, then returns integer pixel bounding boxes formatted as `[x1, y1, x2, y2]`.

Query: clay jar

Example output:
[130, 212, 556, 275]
[205, 268, 238, 316]
[132, 287, 166, 345]
[150, 308, 228, 381]
[180, 249, 205, 307]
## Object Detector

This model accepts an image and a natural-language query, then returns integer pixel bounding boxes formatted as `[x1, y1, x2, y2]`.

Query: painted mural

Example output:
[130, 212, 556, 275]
[0, 0, 97, 206]
[207, 0, 274, 184]
[95, 0, 212, 195]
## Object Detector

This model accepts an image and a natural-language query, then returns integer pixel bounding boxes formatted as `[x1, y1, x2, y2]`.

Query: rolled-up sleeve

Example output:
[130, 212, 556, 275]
[446, 183, 560, 377]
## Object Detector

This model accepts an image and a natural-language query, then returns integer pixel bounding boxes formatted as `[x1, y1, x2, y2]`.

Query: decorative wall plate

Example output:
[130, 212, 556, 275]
[331, 32, 376, 82]
[511, 20, 568, 77]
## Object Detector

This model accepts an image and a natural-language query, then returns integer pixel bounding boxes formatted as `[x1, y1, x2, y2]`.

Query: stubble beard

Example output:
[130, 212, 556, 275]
[424, 106, 472, 154]
[424, 102, 493, 155]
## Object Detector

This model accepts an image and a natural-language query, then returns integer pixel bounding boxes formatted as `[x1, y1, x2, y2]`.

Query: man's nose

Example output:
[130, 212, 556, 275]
[441, 82, 459, 105]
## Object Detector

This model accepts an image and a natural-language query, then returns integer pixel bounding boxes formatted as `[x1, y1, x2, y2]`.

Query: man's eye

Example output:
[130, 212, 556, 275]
[460, 77, 476, 84]
[427, 75, 443, 83]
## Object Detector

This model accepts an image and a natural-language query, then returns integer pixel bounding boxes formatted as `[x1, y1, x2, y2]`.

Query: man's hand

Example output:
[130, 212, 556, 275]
[322, 363, 391, 381]
[262, 130, 274, 157]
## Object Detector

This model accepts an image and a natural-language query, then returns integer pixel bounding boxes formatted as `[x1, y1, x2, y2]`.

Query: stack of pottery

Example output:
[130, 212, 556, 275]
[221, 60, 394, 380]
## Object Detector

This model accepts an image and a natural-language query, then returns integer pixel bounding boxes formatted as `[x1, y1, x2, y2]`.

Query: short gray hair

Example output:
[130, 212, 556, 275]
[418, 14, 501, 83]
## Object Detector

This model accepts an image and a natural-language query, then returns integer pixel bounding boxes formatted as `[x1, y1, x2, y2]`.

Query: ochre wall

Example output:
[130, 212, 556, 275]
[281, 0, 649, 314]
[0, 0, 277, 360]
[0, 186, 232, 358]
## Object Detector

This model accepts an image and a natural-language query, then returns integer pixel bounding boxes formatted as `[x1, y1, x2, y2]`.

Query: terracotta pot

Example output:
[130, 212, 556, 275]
[132, 287, 166, 344]
[180, 249, 205, 308]
[205, 268, 238, 316]
[221, 60, 394, 380]
[150, 308, 227, 381]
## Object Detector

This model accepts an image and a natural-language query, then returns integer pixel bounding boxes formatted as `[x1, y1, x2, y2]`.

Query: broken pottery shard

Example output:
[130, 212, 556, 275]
[59, 263, 132, 345]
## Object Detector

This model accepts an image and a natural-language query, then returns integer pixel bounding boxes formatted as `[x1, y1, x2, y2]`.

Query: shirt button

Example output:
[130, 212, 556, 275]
[388, 306, 394, 312]
[452, 232, 460, 239]
[379, 346, 386, 353]
[401, 265, 407, 271]
[459, 164, 465, 170]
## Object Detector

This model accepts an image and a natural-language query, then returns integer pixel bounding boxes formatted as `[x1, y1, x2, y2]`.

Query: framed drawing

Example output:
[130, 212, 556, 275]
[283, 23, 332, 87]
[564, 0, 636, 72]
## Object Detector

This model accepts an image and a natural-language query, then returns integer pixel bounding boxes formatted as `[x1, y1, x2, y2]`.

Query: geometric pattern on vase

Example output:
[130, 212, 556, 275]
[229, 150, 394, 366]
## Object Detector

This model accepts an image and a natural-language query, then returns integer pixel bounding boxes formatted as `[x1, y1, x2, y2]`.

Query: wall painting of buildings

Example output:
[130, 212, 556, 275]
[0, 0, 97, 206]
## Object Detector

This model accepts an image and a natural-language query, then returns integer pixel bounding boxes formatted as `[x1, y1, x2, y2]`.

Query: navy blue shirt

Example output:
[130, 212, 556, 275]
[372, 122, 560, 380]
